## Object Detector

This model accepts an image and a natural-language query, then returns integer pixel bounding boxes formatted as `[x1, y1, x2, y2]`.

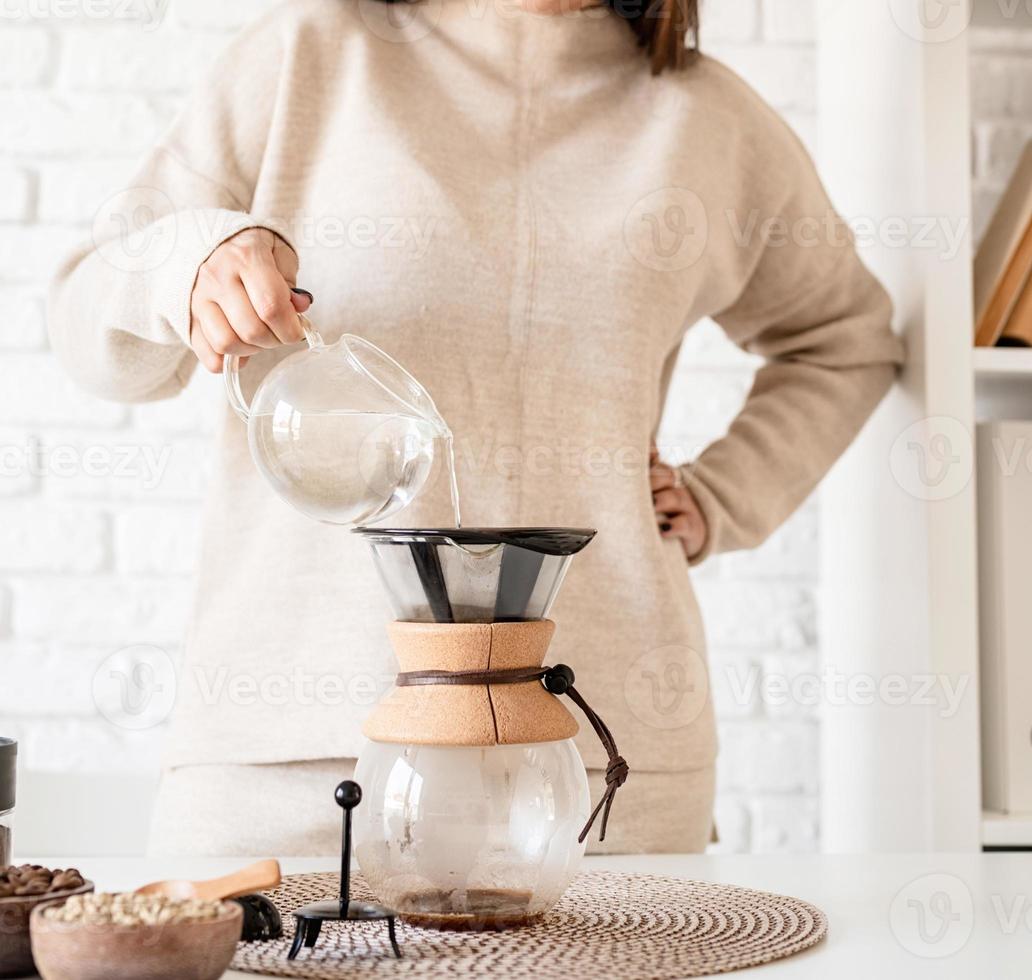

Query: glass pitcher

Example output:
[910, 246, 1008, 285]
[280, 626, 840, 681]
[224, 316, 450, 526]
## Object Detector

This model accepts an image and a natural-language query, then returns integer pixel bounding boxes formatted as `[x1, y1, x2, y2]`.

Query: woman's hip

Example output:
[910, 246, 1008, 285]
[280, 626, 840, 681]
[149, 759, 715, 857]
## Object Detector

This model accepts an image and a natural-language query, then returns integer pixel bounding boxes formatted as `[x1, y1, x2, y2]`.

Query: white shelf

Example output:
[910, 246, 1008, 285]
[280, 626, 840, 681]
[974, 348, 1032, 420]
[983, 810, 1032, 848]
[974, 347, 1032, 378]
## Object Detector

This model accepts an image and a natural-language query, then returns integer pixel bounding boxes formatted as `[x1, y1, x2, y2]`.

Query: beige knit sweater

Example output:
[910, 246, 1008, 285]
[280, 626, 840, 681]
[49, 0, 903, 781]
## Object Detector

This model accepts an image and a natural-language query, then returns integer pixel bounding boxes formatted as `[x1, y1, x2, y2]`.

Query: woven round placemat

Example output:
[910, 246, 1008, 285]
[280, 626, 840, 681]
[232, 871, 827, 979]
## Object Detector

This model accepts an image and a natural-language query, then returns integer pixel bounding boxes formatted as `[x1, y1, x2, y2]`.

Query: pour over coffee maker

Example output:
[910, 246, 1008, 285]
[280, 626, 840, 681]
[352, 527, 628, 931]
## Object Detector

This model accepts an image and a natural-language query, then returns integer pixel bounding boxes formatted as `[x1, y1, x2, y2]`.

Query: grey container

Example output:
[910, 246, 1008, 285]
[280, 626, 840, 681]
[0, 738, 15, 868]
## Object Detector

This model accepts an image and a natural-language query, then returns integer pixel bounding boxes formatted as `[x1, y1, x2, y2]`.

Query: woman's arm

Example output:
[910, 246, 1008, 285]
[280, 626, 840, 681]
[661, 78, 906, 563]
[48, 13, 296, 403]
[682, 228, 904, 564]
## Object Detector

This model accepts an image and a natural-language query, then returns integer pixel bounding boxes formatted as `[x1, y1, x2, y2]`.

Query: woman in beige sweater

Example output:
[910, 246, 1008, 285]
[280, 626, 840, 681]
[49, 0, 903, 855]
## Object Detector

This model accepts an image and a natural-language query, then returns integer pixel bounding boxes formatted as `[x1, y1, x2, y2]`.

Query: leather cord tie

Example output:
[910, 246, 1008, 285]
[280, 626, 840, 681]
[395, 664, 629, 844]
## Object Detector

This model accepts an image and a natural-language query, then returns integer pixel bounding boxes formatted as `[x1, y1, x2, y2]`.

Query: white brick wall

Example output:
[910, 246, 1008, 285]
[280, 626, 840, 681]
[7, 0, 1012, 856]
[971, 26, 1032, 242]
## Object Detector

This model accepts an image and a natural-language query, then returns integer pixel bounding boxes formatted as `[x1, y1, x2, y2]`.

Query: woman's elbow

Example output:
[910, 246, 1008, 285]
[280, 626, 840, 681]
[47, 298, 193, 406]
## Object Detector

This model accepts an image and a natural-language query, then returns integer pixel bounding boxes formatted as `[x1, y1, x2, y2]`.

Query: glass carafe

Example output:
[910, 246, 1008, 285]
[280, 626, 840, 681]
[224, 318, 450, 526]
[354, 740, 591, 930]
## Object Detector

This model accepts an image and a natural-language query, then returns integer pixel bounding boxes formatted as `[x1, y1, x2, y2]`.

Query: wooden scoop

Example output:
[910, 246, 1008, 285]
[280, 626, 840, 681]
[136, 859, 282, 902]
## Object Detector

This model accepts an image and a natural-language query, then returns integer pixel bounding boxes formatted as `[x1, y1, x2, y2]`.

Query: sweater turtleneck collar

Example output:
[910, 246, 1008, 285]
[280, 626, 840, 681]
[358, 0, 638, 78]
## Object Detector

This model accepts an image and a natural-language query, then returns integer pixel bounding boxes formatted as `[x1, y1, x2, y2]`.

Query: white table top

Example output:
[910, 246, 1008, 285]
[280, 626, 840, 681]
[27, 853, 1031, 979]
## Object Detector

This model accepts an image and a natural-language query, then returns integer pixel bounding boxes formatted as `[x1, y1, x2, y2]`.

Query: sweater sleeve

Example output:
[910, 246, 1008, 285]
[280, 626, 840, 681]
[48, 14, 294, 404]
[682, 128, 905, 563]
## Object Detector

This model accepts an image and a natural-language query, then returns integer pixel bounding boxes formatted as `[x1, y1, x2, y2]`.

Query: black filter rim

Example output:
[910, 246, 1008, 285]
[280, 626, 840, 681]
[352, 527, 597, 557]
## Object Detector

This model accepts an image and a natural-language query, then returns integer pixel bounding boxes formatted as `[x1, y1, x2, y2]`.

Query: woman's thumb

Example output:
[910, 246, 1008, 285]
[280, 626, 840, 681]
[290, 287, 314, 313]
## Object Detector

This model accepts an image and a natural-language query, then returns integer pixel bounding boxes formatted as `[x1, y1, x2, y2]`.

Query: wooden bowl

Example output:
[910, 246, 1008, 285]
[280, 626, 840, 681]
[29, 901, 242, 980]
[0, 881, 94, 979]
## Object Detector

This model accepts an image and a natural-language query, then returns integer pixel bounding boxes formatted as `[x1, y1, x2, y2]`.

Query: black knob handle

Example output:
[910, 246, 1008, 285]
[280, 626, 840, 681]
[335, 780, 362, 809]
[543, 664, 576, 695]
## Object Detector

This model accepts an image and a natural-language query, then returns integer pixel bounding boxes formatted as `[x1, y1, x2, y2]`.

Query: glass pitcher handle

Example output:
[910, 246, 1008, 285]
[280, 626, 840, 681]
[224, 313, 324, 422]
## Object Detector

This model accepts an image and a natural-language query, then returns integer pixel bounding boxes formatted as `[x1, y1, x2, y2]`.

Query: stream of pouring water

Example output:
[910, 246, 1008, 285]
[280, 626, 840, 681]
[443, 431, 463, 529]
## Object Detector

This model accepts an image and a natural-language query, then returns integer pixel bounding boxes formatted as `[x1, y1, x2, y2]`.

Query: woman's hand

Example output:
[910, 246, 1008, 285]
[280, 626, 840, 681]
[650, 450, 708, 561]
[189, 228, 313, 373]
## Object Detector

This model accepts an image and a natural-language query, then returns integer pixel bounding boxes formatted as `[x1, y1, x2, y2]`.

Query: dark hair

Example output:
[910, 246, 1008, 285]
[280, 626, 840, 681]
[605, 0, 699, 74]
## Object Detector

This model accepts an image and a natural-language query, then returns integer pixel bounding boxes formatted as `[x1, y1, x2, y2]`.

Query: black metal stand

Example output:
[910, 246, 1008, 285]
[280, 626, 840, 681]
[287, 781, 402, 961]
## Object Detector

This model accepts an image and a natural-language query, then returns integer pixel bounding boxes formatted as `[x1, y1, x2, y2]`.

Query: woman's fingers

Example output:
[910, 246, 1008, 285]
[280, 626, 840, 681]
[273, 233, 314, 326]
[239, 246, 305, 345]
[659, 509, 708, 559]
[650, 462, 676, 492]
[290, 289, 314, 314]
[188, 228, 310, 373]
[196, 300, 265, 358]
[189, 317, 223, 374]
[213, 275, 279, 350]
[660, 512, 694, 536]
[272, 233, 300, 286]
[653, 486, 688, 515]
[650, 455, 708, 559]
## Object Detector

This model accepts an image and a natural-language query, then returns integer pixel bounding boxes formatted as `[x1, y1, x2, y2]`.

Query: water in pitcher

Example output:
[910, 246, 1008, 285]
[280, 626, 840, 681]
[250, 409, 462, 527]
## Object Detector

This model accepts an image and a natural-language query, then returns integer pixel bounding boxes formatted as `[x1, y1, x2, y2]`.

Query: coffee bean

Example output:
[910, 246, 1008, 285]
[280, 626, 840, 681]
[0, 864, 85, 899]
[14, 882, 46, 896]
[43, 893, 230, 927]
[51, 871, 82, 891]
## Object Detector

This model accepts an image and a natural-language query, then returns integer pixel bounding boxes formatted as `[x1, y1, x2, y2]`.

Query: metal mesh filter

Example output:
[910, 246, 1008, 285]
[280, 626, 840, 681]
[353, 528, 596, 623]
[232, 871, 828, 979]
